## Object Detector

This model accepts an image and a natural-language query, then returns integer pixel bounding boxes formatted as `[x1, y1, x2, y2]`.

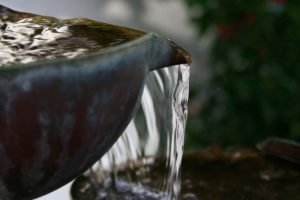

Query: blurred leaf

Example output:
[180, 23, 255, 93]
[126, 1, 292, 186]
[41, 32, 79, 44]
[184, 0, 300, 148]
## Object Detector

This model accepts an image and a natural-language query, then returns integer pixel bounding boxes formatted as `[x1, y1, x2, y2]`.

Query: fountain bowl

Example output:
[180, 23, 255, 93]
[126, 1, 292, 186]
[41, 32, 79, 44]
[0, 5, 190, 199]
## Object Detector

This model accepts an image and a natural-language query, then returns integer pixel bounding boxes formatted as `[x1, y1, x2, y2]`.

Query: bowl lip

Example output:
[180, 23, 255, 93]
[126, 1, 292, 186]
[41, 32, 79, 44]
[0, 4, 191, 76]
[0, 32, 157, 73]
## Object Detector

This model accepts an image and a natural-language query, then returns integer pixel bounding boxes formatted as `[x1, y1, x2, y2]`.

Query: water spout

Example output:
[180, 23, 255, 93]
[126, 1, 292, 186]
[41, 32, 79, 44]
[141, 33, 192, 72]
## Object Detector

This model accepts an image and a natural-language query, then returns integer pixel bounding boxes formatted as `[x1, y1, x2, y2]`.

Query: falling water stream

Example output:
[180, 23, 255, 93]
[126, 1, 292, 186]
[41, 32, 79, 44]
[71, 64, 190, 200]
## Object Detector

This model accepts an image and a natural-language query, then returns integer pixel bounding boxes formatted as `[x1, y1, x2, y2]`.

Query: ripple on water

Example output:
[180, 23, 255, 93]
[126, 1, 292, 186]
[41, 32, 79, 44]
[0, 7, 144, 67]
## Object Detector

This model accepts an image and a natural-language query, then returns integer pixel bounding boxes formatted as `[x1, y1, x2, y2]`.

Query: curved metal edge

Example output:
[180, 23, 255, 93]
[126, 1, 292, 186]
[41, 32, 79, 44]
[0, 33, 191, 77]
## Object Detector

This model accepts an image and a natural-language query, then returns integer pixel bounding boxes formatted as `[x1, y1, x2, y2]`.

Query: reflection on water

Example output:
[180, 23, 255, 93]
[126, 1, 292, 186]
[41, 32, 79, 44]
[0, 6, 144, 67]
[71, 64, 190, 200]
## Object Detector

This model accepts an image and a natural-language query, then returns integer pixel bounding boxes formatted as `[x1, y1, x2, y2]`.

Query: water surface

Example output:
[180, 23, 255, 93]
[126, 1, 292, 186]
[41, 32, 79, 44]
[0, 5, 144, 67]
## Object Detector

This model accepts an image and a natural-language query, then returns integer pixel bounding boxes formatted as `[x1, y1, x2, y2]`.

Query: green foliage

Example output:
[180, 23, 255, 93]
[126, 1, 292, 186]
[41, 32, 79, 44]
[185, 0, 300, 147]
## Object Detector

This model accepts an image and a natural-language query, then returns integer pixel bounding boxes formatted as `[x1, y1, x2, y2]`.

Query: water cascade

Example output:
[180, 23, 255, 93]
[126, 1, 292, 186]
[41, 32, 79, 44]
[71, 64, 190, 200]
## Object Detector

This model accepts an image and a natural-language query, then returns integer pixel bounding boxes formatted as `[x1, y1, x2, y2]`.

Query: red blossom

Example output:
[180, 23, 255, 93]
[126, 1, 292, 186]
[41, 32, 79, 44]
[271, 0, 287, 5]
[217, 24, 234, 39]
[218, 12, 255, 40]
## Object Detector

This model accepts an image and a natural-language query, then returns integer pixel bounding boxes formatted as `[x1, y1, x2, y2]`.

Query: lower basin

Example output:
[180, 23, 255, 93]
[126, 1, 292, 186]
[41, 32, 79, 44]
[71, 147, 300, 200]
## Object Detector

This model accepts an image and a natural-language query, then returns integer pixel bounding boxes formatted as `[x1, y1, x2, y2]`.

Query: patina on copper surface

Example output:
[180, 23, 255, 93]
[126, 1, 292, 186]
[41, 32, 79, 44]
[0, 4, 191, 199]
